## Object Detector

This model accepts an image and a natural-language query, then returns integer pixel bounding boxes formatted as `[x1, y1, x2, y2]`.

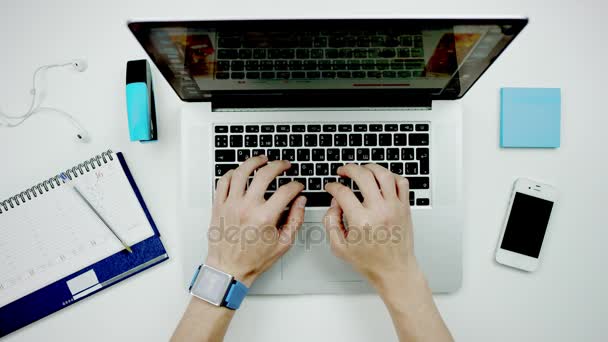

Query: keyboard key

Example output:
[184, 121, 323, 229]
[237, 149, 250, 162]
[323, 124, 337, 132]
[286, 163, 299, 176]
[246, 72, 260, 79]
[369, 124, 383, 132]
[416, 124, 429, 131]
[390, 162, 404, 175]
[289, 134, 303, 147]
[326, 148, 340, 161]
[215, 164, 238, 177]
[401, 148, 415, 160]
[310, 49, 324, 58]
[394, 133, 407, 146]
[322, 71, 336, 78]
[312, 149, 325, 161]
[322, 177, 337, 187]
[409, 133, 429, 146]
[274, 134, 288, 147]
[354, 124, 367, 132]
[260, 61, 274, 71]
[218, 37, 241, 48]
[253, 49, 266, 59]
[215, 135, 228, 147]
[261, 125, 274, 132]
[337, 177, 351, 188]
[215, 150, 235, 162]
[407, 177, 430, 189]
[405, 162, 418, 175]
[230, 135, 243, 147]
[301, 163, 314, 176]
[252, 149, 265, 157]
[387, 148, 399, 160]
[417, 148, 429, 175]
[330, 163, 343, 176]
[217, 49, 238, 59]
[267, 149, 281, 161]
[308, 178, 322, 190]
[260, 135, 273, 147]
[245, 125, 259, 133]
[334, 134, 347, 147]
[304, 134, 318, 147]
[364, 134, 377, 146]
[349, 134, 362, 146]
[379, 134, 392, 146]
[342, 148, 355, 161]
[231, 61, 245, 71]
[385, 124, 398, 131]
[307, 125, 321, 132]
[357, 148, 370, 161]
[277, 72, 290, 79]
[352, 71, 366, 78]
[282, 149, 296, 161]
[416, 198, 430, 206]
[307, 71, 321, 78]
[278, 177, 292, 187]
[316, 163, 329, 176]
[261, 72, 275, 79]
[297, 149, 310, 161]
[292, 125, 306, 132]
[293, 178, 307, 189]
[409, 190, 415, 205]
[215, 126, 228, 133]
[267, 179, 277, 191]
[400, 124, 413, 132]
[244, 135, 258, 147]
[319, 134, 333, 147]
[338, 124, 352, 132]
[378, 162, 389, 169]
[372, 148, 385, 161]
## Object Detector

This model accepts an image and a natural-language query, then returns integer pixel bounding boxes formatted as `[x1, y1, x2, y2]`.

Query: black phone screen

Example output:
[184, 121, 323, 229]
[500, 192, 554, 258]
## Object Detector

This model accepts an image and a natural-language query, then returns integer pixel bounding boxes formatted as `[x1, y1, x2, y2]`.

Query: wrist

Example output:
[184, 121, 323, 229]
[367, 257, 427, 298]
[203, 257, 258, 287]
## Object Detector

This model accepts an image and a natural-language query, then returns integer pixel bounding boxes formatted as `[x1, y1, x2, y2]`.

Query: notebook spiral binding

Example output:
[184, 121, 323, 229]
[0, 150, 114, 215]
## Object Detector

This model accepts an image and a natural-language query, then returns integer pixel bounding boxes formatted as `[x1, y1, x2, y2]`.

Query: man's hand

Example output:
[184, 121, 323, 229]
[323, 163, 415, 286]
[323, 163, 453, 342]
[206, 155, 306, 287]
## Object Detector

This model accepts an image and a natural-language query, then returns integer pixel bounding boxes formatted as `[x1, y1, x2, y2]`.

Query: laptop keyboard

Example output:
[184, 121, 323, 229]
[213, 123, 431, 207]
[215, 31, 425, 80]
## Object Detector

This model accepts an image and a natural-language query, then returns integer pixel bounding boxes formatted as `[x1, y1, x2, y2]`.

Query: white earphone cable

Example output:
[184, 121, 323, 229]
[0, 62, 90, 141]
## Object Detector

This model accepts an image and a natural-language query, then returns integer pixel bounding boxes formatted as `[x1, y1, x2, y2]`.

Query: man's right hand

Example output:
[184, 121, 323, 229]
[324, 163, 454, 342]
[323, 163, 416, 287]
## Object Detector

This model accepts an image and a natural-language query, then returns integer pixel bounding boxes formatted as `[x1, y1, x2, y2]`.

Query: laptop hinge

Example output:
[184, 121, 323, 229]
[211, 92, 432, 111]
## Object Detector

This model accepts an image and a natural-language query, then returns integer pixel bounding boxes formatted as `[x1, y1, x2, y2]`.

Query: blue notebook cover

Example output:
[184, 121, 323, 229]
[500, 87, 561, 148]
[0, 152, 169, 338]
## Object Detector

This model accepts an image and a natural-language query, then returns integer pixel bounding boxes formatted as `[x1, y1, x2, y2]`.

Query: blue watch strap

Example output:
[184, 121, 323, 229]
[223, 280, 249, 310]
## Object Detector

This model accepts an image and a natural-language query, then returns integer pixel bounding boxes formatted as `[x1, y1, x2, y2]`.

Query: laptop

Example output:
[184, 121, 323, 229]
[128, 18, 527, 294]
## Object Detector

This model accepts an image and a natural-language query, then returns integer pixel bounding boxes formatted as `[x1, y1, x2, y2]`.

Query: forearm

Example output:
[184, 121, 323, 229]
[372, 264, 453, 342]
[171, 298, 236, 342]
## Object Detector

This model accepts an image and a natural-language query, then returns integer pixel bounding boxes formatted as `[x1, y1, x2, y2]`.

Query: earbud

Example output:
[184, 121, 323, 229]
[75, 129, 91, 143]
[71, 59, 88, 72]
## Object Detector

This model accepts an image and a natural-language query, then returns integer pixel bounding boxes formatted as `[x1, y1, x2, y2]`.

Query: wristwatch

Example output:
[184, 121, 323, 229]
[189, 264, 249, 310]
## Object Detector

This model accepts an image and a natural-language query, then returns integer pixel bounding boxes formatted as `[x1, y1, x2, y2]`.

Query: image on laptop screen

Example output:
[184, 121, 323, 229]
[128, 19, 527, 100]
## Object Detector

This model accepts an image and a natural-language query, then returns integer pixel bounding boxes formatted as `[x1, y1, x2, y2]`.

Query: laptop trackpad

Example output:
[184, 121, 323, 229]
[281, 223, 363, 282]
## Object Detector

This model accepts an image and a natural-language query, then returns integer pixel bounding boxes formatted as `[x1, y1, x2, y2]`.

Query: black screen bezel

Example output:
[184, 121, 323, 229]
[127, 18, 528, 102]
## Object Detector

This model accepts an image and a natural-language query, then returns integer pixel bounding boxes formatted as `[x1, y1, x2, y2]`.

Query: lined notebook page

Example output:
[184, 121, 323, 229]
[0, 157, 154, 307]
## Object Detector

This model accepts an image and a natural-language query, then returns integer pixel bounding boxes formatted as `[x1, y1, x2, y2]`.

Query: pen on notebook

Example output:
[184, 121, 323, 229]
[71, 186, 133, 253]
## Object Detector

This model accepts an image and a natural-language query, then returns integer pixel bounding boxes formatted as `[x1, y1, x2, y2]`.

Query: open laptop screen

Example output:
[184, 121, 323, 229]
[128, 18, 527, 101]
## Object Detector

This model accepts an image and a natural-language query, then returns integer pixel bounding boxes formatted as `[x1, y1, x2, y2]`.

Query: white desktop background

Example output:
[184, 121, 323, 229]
[0, 0, 607, 341]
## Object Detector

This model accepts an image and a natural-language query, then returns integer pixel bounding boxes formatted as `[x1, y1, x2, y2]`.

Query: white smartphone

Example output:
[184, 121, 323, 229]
[495, 178, 558, 272]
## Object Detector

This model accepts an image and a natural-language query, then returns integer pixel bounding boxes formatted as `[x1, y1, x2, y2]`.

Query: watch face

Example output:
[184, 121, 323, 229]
[191, 265, 233, 306]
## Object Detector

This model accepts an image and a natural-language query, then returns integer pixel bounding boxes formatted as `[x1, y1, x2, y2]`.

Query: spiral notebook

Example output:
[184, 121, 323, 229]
[0, 150, 168, 337]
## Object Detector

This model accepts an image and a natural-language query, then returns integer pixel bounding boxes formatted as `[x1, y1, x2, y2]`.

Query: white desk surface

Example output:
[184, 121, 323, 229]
[1, 0, 607, 341]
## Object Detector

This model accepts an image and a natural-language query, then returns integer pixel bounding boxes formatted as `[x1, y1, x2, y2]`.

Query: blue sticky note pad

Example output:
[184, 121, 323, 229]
[500, 88, 561, 148]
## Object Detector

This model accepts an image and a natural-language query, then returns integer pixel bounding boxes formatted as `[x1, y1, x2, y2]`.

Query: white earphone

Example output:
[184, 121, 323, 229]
[0, 59, 91, 143]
